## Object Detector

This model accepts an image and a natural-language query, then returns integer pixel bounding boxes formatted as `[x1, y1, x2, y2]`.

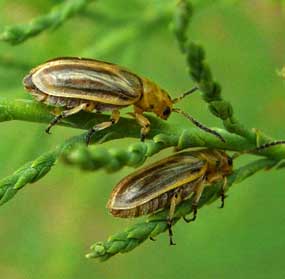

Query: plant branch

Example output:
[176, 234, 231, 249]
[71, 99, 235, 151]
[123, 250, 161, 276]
[2, 98, 284, 207]
[0, 0, 93, 45]
[2, 98, 285, 159]
[2, 120, 284, 207]
[0, 133, 86, 206]
[62, 133, 285, 172]
[172, 0, 268, 143]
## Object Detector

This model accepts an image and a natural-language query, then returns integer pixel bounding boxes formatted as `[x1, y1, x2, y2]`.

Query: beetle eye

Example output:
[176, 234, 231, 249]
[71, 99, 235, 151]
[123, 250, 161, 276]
[227, 157, 233, 166]
[163, 106, 171, 116]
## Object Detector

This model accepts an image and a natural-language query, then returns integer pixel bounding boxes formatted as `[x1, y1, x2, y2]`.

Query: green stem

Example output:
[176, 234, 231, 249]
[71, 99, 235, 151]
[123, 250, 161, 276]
[1, 98, 285, 159]
[0, 98, 170, 141]
[0, 133, 86, 206]
[0, 0, 93, 45]
[172, 0, 265, 144]
[1, 125, 283, 207]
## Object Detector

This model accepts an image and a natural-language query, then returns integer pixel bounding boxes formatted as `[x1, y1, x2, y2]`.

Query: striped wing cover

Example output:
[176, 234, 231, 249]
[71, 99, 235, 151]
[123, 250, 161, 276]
[108, 152, 207, 210]
[27, 57, 143, 105]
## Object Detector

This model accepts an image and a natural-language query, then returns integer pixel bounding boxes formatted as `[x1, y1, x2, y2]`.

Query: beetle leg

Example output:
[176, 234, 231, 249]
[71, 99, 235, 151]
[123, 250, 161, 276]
[207, 174, 228, 208]
[219, 177, 228, 209]
[183, 182, 205, 223]
[46, 103, 87, 134]
[132, 113, 150, 141]
[86, 110, 120, 145]
[167, 191, 182, 246]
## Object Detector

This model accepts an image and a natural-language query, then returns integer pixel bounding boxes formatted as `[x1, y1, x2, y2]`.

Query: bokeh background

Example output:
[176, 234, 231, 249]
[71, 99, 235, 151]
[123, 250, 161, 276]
[1, 1, 285, 278]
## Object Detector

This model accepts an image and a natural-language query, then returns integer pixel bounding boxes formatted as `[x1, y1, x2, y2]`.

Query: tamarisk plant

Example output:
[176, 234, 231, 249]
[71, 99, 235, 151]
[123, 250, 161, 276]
[0, 0, 284, 262]
[0, 0, 93, 45]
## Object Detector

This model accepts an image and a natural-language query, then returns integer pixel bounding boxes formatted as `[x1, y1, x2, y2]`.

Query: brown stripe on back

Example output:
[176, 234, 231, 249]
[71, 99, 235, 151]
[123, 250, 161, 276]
[109, 177, 203, 218]
[110, 156, 204, 208]
[31, 59, 143, 105]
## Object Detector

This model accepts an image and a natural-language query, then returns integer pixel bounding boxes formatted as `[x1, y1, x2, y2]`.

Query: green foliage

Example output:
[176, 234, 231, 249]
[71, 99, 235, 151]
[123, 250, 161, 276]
[0, 0, 285, 273]
[0, 133, 86, 205]
[0, 0, 92, 44]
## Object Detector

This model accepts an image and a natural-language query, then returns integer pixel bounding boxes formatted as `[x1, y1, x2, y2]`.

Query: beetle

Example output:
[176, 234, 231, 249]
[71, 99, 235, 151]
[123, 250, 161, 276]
[23, 57, 225, 144]
[107, 141, 285, 245]
[108, 149, 232, 245]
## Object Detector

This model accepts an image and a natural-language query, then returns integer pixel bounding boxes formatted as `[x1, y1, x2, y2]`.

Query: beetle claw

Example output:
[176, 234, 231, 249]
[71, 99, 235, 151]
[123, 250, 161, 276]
[45, 127, 52, 134]
[219, 193, 228, 209]
[45, 114, 63, 135]
[183, 204, 198, 223]
[183, 215, 196, 223]
[86, 128, 95, 145]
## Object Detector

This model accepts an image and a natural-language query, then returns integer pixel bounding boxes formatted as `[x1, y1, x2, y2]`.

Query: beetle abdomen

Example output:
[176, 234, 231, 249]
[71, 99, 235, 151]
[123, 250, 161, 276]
[23, 58, 143, 106]
[43, 94, 126, 112]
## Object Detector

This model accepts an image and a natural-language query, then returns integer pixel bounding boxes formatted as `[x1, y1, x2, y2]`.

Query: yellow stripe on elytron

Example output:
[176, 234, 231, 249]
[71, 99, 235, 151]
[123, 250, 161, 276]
[158, 163, 208, 193]
[33, 60, 141, 106]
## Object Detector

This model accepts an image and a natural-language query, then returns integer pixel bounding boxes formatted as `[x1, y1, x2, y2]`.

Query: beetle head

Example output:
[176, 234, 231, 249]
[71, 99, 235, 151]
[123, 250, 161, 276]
[204, 150, 233, 177]
[154, 89, 173, 120]
[138, 78, 173, 119]
[218, 152, 233, 176]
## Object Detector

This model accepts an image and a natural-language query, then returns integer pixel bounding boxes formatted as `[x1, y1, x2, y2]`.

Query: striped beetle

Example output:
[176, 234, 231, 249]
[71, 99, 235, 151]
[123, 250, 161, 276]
[23, 57, 225, 144]
[107, 141, 285, 245]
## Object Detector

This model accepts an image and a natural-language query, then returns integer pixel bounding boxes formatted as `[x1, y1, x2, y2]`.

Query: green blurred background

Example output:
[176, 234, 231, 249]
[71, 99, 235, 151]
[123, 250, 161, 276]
[1, 0, 285, 278]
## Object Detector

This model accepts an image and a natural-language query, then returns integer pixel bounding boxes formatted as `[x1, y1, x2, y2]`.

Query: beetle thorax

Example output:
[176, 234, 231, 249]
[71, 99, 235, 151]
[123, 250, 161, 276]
[199, 150, 233, 181]
[135, 78, 173, 120]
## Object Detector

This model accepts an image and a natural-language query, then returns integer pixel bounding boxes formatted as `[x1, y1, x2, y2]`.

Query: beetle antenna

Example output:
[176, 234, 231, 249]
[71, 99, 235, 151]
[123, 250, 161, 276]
[172, 108, 226, 142]
[172, 86, 199, 104]
[232, 140, 285, 159]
